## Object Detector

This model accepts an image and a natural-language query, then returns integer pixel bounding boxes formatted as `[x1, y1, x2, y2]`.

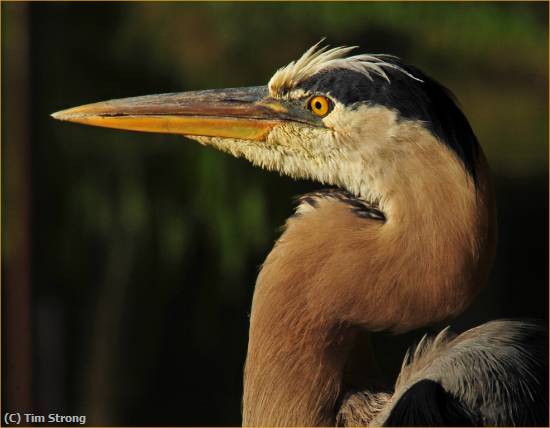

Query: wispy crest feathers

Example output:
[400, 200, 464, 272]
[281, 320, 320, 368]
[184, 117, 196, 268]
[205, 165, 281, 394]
[268, 40, 421, 97]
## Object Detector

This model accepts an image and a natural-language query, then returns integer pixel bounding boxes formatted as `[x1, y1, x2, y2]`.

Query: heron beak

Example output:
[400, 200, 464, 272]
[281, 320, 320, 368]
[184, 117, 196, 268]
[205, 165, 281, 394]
[51, 86, 302, 142]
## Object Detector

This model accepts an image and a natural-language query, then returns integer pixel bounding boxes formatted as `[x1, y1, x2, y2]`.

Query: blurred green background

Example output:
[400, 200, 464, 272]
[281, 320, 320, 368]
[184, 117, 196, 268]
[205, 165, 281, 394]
[2, 2, 548, 426]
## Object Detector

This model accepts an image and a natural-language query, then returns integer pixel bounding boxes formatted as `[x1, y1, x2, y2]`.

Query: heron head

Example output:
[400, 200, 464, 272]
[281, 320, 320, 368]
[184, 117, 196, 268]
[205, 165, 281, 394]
[52, 42, 479, 207]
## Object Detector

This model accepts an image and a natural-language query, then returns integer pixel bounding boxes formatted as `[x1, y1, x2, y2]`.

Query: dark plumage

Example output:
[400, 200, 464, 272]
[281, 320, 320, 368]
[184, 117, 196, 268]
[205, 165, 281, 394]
[384, 380, 477, 427]
[296, 189, 385, 221]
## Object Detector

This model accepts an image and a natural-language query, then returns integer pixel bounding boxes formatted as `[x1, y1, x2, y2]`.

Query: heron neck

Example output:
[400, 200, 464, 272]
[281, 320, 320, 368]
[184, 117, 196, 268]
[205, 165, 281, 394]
[242, 285, 360, 427]
[242, 205, 390, 426]
[242, 129, 495, 426]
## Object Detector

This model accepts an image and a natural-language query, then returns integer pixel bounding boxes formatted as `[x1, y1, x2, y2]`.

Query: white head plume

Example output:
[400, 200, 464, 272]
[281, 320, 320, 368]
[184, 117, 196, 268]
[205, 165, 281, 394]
[268, 40, 421, 97]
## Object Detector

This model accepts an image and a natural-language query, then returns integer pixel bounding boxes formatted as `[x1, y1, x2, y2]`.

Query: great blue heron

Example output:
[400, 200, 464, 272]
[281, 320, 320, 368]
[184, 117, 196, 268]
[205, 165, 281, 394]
[52, 42, 547, 426]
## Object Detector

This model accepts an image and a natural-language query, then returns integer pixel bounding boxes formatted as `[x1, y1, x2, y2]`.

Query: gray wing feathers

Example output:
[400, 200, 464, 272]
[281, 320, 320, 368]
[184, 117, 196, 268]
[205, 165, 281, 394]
[385, 320, 548, 426]
[344, 320, 547, 426]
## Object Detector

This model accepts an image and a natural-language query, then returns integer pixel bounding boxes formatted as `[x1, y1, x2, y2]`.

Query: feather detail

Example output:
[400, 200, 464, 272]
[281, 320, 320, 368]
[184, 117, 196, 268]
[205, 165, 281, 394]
[268, 40, 422, 97]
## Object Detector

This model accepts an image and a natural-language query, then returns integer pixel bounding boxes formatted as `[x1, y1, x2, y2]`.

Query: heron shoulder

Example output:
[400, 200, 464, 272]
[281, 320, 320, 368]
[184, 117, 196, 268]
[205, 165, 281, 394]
[372, 320, 548, 426]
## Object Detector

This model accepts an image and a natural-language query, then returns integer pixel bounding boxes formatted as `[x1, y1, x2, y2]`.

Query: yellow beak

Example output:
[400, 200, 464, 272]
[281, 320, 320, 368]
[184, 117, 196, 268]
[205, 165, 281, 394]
[51, 86, 302, 142]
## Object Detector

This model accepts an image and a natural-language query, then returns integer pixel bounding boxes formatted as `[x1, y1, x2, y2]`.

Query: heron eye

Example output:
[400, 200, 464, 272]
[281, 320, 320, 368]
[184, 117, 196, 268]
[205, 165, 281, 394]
[308, 96, 332, 117]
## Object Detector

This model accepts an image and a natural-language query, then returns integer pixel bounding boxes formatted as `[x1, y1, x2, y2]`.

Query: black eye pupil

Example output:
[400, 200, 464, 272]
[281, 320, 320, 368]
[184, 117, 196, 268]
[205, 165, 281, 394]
[315, 101, 322, 110]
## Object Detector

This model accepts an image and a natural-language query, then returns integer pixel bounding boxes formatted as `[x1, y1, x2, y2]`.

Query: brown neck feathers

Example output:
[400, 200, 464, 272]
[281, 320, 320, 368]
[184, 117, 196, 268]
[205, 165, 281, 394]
[242, 130, 495, 426]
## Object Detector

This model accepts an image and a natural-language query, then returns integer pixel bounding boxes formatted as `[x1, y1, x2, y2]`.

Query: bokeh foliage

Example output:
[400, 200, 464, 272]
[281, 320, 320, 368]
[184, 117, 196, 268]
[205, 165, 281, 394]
[2, 2, 548, 425]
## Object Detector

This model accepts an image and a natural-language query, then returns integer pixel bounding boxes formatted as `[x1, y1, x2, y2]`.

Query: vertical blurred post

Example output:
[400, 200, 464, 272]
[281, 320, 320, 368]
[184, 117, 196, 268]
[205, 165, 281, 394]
[2, 2, 33, 414]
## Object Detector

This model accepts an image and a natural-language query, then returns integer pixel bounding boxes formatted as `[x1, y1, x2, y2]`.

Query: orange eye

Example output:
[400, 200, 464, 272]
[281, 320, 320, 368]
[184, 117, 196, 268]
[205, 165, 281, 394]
[308, 96, 331, 117]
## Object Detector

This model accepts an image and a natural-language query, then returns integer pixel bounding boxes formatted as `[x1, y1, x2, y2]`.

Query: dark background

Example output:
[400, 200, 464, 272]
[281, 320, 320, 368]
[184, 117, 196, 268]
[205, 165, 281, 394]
[2, 2, 548, 426]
